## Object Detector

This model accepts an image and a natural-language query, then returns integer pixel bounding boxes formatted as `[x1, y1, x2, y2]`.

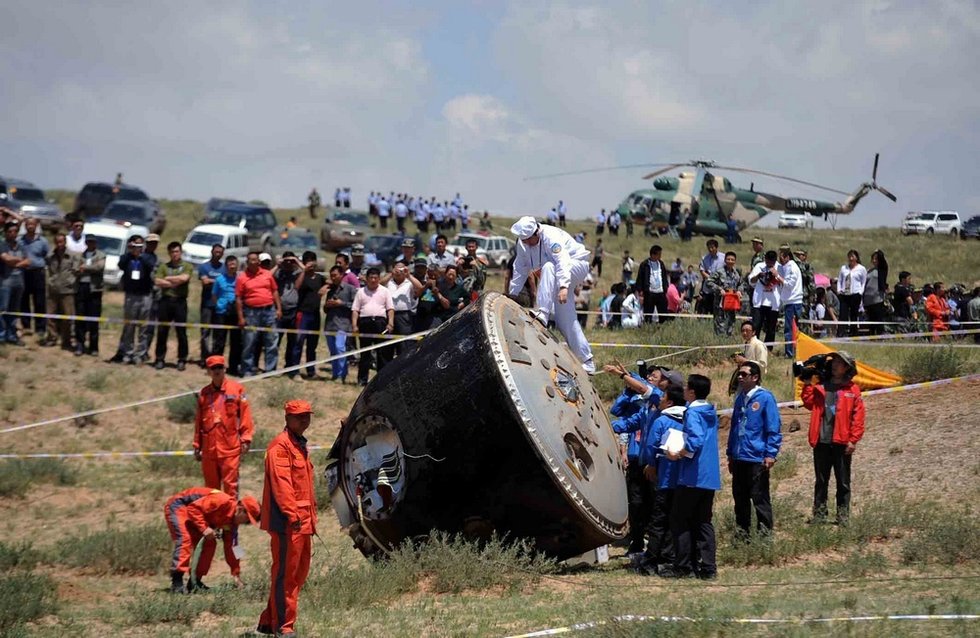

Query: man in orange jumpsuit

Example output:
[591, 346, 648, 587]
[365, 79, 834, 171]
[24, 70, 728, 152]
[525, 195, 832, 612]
[256, 400, 317, 638]
[194, 354, 254, 498]
[163, 486, 260, 593]
[924, 281, 952, 342]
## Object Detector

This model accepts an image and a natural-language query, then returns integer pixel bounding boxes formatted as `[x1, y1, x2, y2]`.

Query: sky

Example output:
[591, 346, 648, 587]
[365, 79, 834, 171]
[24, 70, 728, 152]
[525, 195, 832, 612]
[2, 0, 979, 228]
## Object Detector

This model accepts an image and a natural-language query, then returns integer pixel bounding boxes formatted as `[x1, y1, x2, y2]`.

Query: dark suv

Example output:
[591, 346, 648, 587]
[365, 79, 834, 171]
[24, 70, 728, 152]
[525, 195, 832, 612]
[74, 182, 159, 220]
[98, 199, 166, 234]
[203, 201, 279, 251]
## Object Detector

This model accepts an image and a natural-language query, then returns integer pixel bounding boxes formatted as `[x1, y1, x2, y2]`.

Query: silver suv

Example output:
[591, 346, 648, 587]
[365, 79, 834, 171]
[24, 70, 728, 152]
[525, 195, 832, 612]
[0, 176, 66, 229]
[901, 211, 961, 236]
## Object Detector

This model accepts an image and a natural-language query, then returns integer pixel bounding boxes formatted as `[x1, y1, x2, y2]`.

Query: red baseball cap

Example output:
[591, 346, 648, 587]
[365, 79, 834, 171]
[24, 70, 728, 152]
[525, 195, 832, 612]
[284, 400, 313, 415]
[239, 495, 260, 525]
[205, 355, 226, 369]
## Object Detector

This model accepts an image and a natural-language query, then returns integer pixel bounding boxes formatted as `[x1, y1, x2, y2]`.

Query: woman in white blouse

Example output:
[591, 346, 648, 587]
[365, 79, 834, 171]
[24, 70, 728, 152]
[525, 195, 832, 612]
[836, 249, 867, 336]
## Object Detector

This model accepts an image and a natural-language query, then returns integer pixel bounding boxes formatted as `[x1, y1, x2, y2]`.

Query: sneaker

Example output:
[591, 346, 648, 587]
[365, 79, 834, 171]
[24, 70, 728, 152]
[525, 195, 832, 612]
[582, 359, 596, 375]
[154, 360, 165, 370]
[74, 346, 84, 357]
[530, 309, 549, 327]
[176, 361, 186, 372]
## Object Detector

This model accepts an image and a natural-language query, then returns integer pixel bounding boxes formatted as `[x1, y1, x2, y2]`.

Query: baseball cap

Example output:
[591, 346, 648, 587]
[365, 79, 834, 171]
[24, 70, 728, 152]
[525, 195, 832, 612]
[146, 233, 160, 243]
[239, 495, 260, 525]
[751, 237, 764, 244]
[259, 252, 272, 262]
[510, 216, 539, 240]
[662, 369, 684, 388]
[401, 237, 415, 248]
[284, 399, 313, 415]
[412, 257, 428, 267]
[205, 355, 226, 369]
[351, 244, 365, 256]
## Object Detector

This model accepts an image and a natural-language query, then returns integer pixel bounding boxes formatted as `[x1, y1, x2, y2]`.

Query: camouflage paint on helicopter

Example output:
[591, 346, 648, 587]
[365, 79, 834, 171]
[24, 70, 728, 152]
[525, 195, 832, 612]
[528, 155, 896, 238]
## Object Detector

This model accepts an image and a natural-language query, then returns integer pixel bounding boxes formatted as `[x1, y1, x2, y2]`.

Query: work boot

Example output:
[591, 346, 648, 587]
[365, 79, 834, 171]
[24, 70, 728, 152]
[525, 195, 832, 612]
[169, 570, 185, 594]
[186, 578, 210, 593]
[253, 624, 274, 636]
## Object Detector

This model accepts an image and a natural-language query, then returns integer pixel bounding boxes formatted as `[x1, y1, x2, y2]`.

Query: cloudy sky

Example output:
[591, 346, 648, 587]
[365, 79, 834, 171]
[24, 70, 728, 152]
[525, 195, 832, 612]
[2, 0, 978, 227]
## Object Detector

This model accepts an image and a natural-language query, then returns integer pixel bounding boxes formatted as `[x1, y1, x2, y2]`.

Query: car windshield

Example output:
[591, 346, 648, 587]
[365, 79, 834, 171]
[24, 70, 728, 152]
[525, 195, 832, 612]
[454, 235, 488, 249]
[102, 204, 146, 221]
[115, 188, 148, 201]
[86, 235, 124, 255]
[187, 231, 223, 246]
[10, 187, 44, 201]
[333, 211, 370, 225]
[279, 233, 318, 248]
[915, 213, 936, 220]
[206, 210, 245, 226]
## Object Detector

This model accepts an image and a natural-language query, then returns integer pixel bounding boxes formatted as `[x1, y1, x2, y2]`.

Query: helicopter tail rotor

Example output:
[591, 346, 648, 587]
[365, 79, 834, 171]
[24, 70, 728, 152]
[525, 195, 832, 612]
[870, 153, 897, 202]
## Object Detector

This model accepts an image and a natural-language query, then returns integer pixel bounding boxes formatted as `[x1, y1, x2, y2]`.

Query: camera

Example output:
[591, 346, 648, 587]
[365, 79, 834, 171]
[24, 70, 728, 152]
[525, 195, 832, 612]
[636, 360, 648, 379]
[792, 353, 833, 381]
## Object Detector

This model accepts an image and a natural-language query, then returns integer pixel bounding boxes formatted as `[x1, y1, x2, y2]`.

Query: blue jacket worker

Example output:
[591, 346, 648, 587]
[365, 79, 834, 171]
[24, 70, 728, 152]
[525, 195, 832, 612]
[665, 374, 720, 579]
[727, 360, 782, 536]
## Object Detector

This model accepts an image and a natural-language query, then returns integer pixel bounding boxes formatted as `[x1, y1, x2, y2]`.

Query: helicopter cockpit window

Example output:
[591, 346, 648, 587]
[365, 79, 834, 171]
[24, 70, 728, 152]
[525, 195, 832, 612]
[641, 197, 653, 212]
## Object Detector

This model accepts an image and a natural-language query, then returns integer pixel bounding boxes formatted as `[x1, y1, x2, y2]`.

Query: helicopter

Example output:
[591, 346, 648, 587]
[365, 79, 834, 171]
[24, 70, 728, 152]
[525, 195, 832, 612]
[527, 154, 896, 237]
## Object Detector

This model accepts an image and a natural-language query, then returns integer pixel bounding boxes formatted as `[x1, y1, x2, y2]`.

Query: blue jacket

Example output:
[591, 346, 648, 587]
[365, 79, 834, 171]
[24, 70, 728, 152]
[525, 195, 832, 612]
[727, 387, 782, 464]
[611, 382, 661, 459]
[677, 401, 721, 491]
[639, 405, 686, 490]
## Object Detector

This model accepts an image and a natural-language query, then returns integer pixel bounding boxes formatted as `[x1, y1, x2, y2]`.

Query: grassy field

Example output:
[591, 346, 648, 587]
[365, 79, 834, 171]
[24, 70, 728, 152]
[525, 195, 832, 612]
[2, 194, 979, 636]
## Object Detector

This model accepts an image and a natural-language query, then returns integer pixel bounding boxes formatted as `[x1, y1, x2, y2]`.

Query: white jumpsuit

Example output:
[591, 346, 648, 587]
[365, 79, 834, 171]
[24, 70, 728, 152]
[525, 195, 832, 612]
[508, 225, 594, 368]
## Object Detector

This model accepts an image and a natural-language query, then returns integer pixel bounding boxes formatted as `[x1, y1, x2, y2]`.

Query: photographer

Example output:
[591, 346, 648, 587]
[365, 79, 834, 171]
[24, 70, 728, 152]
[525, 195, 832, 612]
[800, 351, 865, 525]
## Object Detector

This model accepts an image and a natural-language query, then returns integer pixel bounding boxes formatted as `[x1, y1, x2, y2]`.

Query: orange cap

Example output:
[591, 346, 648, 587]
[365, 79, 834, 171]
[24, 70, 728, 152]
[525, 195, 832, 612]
[240, 495, 260, 525]
[284, 399, 313, 415]
[205, 355, 226, 368]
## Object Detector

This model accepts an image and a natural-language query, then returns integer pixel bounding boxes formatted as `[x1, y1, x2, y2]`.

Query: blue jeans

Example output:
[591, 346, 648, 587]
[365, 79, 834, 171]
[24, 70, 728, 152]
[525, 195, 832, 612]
[0, 280, 25, 343]
[783, 303, 802, 357]
[241, 305, 278, 376]
[326, 331, 348, 380]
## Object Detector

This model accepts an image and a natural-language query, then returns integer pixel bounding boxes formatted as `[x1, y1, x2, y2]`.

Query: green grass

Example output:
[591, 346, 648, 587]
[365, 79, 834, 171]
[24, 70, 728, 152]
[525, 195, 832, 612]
[165, 393, 198, 423]
[125, 589, 240, 626]
[54, 522, 172, 574]
[0, 459, 78, 498]
[0, 572, 58, 632]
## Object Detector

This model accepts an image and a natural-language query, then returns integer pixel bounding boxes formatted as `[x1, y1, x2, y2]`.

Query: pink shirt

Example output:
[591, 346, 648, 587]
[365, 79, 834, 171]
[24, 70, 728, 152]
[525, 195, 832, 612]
[352, 285, 394, 318]
[666, 283, 682, 312]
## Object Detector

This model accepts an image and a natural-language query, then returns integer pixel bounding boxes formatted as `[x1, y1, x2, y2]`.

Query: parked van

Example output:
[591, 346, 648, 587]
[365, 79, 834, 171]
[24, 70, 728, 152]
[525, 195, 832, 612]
[182, 224, 250, 265]
[82, 221, 151, 288]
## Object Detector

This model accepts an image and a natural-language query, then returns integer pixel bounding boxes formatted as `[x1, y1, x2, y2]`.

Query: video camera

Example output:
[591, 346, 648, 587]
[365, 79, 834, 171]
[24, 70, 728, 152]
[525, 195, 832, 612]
[637, 360, 648, 379]
[792, 353, 834, 381]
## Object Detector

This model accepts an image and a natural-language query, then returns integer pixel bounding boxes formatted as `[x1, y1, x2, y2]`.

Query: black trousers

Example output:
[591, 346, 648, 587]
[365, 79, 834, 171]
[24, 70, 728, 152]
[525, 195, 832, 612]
[731, 460, 773, 534]
[670, 486, 716, 576]
[155, 296, 188, 362]
[200, 304, 215, 361]
[393, 311, 414, 357]
[644, 487, 675, 566]
[20, 268, 46, 332]
[812, 443, 852, 521]
[211, 310, 242, 374]
[626, 462, 652, 552]
[838, 293, 862, 336]
[357, 316, 389, 384]
[642, 291, 667, 324]
[75, 284, 102, 353]
[865, 302, 886, 335]
[752, 306, 779, 351]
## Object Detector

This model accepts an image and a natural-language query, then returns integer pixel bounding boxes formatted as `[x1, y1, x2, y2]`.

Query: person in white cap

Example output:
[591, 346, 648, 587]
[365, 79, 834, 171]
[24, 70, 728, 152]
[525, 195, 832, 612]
[508, 216, 595, 374]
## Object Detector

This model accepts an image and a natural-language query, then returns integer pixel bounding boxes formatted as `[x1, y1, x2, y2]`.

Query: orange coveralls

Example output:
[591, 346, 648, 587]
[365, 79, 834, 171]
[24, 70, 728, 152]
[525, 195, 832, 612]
[258, 428, 317, 636]
[194, 378, 254, 498]
[924, 293, 951, 341]
[164, 487, 242, 578]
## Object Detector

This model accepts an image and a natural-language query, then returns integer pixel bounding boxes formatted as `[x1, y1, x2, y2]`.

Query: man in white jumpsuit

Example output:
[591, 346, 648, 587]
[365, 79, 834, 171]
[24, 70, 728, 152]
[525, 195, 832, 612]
[508, 216, 596, 374]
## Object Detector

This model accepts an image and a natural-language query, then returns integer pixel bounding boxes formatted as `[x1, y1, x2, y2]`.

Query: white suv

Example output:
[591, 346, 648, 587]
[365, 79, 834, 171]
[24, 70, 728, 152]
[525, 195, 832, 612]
[83, 221, 151, 288]
[182, 224, 251, 265]
[777, 212, 814, 229]
[901, 211, 961, 236]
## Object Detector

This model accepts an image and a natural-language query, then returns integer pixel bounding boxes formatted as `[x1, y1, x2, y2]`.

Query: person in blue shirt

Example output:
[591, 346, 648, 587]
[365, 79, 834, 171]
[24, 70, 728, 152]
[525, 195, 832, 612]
[635, 384, 686, 576]
[666, 374, 720, 579]
[197, 244, 226, 366]
[210, 255, 242, 375]
[727, 360, 782, 537]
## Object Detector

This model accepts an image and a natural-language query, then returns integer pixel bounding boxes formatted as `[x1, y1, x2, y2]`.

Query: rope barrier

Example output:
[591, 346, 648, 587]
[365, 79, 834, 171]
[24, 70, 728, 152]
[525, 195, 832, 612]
[0, 332, 425, 436]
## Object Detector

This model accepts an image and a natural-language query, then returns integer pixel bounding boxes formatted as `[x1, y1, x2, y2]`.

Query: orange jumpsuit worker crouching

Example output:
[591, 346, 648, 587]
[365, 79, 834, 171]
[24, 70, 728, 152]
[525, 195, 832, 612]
[195, 355, 254, 498]
[256, 399, 317, 638]
[163, 487, 260, 593]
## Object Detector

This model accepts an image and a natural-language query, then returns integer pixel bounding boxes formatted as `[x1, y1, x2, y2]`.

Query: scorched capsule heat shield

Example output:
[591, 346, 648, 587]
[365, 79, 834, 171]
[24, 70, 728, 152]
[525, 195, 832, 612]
[327, 292, 628, 560]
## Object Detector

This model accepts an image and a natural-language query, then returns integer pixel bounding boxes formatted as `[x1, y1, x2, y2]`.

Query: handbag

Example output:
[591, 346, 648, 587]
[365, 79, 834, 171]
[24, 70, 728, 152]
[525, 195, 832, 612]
[722, 291, 741, 311]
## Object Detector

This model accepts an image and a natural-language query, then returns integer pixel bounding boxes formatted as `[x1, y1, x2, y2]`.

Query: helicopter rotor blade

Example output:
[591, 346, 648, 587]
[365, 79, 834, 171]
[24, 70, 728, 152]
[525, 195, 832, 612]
[712, 165, 850, 196]
[876, 185, 897, 202]
[524, 163, 684, 181]
[872, 153, 880, 182]
[641, 163, 687, 180]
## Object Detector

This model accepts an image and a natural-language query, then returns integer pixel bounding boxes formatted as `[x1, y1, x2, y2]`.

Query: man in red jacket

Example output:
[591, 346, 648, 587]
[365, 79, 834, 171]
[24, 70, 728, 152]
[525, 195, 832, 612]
[256, 400, 317, 638]
[163, 487, 260, 593]
[801, 350, 865, 525]
[194, 355, 254, 498]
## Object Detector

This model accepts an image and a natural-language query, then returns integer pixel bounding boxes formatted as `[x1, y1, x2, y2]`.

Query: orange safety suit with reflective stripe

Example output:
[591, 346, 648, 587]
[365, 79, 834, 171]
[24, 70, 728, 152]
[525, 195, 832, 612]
[258, 428, 317, 636]
[194, 377, 253, 498]
[163, 487, 241, 577]
[802, 380, 866, 448]
[924, 293, 951, 340]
